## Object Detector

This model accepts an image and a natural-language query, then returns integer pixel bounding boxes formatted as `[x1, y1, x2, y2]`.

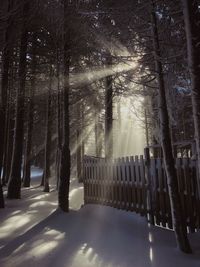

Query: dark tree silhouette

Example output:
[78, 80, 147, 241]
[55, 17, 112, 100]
[105, 56, 113, 159]
[150, 0, 191, 253]
[58, 0, 71, 212]
[23, 33, 37, 187]
[7, 2, 29, 199]
[181, 0, 200, 194]
[43, 67, 53, 193]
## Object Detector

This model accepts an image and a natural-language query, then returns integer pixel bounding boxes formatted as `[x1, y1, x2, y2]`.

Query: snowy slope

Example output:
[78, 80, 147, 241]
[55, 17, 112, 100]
[0, 168, 200, 267]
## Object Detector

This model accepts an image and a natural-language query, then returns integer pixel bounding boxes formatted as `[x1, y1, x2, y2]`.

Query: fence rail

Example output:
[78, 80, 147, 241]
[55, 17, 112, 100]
[83, 153, 200, 232]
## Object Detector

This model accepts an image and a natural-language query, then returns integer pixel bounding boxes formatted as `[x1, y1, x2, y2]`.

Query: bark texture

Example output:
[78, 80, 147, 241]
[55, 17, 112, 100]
[150, 0, 192, 253]
[0, 183, 4, 208]
[23, 35, 36, 187]
[2, 85, 11, 186]
[56, 50, 62, 188]
[105, 56, 113, 159]
[95, 110, 103, 157]
[181, 0, 200, 196]
[43, 69, 52, 192]
[76, 103, 82, 182]
[58, 0, 71, 212]
[0, 0, 14, 178]
[7, 3, 29, 199]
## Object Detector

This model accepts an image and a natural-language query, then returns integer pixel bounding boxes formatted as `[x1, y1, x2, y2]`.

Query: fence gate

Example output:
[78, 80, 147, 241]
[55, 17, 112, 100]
[83, 153, 200, 232]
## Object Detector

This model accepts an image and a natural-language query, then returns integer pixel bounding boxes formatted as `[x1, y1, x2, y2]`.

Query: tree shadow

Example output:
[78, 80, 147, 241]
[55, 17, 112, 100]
[0, 205, 199, 267]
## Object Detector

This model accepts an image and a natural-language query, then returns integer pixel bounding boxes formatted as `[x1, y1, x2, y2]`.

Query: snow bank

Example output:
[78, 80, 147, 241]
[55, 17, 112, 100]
[0, 168, 199, 267]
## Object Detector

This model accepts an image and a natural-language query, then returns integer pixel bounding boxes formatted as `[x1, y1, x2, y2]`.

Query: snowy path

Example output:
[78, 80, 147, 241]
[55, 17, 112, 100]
[0, 169, 200, 267]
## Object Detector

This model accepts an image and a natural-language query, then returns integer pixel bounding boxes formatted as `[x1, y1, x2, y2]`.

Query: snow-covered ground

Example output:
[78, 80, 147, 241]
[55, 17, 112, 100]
[0, 168, 200, 267]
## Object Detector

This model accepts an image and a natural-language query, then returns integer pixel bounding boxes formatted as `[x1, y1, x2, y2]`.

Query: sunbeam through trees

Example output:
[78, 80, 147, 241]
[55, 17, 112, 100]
[0, 0, 200, 263]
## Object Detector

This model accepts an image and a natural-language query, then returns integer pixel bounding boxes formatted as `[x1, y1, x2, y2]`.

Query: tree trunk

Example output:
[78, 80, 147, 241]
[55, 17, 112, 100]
[4, 107, 14, 184]
[95, 109, 103, 157]
[0, 51, 9, 179]
[76, 102, 82, 182]
[40, 172, 45, 187]
[43, 68, 52, 193]
[181, 0, 200, 196]
[105, 56, 113, 159]
[150, 0, 191, 253]
[76, 128, 82, 182]
[56, 48, 62, 188]
[81, 104, 85, 162]
[144, 108, 149, 147]
[22, 96, 34, 187]
[7, 3, 29, 199]
[0, 0, 14, 178]
[3, 59, 15, 184]
[0, 182, 4, 208]
[2, 84, 11, 186]
[23, 34, 36, 187]
[58, 0, 71, 212]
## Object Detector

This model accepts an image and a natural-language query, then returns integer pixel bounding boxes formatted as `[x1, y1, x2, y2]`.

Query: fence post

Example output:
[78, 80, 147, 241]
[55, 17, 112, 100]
[144, 147, 154, 225]
[83, 155, 87, 205]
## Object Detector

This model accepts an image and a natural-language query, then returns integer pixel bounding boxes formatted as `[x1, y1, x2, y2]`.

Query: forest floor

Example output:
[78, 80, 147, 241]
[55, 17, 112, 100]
[0, 168, 200, 267]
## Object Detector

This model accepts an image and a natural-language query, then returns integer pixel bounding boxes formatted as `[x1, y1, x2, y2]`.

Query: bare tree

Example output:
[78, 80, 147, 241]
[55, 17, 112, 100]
[43, 66, 53, 192]
[181, 0, 200, 193]
[58, 0, 71, 211]
[150, 0, 192, 253]
[105, 56, 113, 159]
[23, 33, 37, 187]
[7, 1, 29, 199]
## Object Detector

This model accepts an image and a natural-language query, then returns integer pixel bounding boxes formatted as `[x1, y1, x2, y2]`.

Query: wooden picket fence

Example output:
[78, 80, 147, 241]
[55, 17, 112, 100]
[83, 152, 200, 232]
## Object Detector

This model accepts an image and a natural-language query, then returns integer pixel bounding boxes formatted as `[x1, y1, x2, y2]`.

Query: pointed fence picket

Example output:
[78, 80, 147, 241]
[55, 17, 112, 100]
[83, 153, 200, 232]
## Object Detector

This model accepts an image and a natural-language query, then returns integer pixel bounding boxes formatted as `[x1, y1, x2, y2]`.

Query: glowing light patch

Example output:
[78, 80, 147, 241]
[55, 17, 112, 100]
[148, 233, 153, 243]
[113, 96, 145, 157]
[11, 210, 21, 215]
[28, 241, 58, 257]
[71, 123, 94, 156]
[81, 243, 87, 250]
[31, 194, 49, 200]
[29, 201, 57, 208]
[26, 210, 38, 214]
[54, 232, 65, 241]
[149, 247, 153, 262]
[44, 229, 61, 236]
[44, 229, 65, 241]
[13, 243, 25, 254]
[0, 215, 31, 238]
[69, 245, 100, 267]
[69, 188, 83, 199]
[31, 170, 43, 178]
[85, 247, 93, 257]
